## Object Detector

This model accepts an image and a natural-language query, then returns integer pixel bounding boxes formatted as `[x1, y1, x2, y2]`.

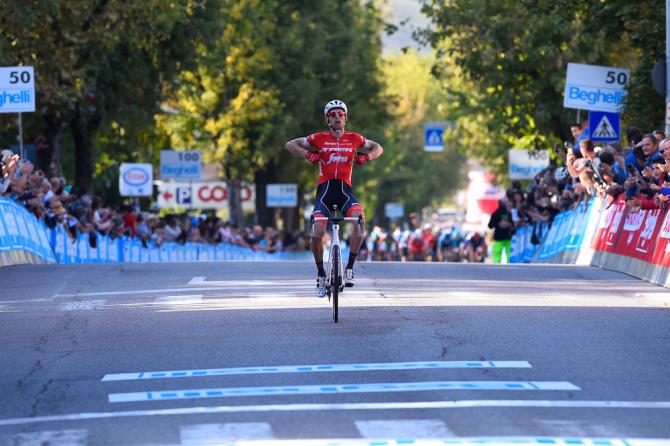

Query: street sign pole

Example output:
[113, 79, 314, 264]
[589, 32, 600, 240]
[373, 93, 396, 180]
[666, 0, 670, 133]
[18, 112, 24, 158]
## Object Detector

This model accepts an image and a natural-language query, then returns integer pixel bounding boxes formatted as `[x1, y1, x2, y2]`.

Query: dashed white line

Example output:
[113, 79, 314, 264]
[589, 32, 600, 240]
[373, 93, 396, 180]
[355, 419, 455, 438]
[155, 295, 204, 304]
[180, 423, 274, 444]
[5, 429, 87, 445]
[60, 299, 106, 311]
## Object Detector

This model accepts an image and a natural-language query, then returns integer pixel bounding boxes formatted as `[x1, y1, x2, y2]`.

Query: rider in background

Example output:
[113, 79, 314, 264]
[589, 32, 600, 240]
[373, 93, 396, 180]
[284, 100, 384, 297]
[463, 232, 487, 263]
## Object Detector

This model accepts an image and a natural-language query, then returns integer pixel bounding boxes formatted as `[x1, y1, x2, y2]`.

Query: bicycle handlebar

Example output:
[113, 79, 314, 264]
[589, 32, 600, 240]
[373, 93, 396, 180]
[312, 216, 362, 223]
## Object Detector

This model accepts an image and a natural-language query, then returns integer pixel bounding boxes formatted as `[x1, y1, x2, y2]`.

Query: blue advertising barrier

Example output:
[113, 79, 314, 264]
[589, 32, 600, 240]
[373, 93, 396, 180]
[1, 197, 311, 265]
[0, 197, 56, 264]
[48, 223, 312, 264]
[511, 199, 595, 264]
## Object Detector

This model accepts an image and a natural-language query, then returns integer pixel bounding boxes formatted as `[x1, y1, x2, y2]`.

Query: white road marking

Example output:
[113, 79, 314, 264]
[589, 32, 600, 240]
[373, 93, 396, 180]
[102, 360, 531, 382]
[155, 295, 204, 304]
[60, 299, 106, 311]
[180, 423, 274, 444]
[0, 298, 50, 304]
[108, 381, 579, 403]
[1, 400, 670, 427]
[355, 419, 455, 437]
[54, 284, 314, 298]
[6, 429, 87, 445]
[169, 439, 670, 446]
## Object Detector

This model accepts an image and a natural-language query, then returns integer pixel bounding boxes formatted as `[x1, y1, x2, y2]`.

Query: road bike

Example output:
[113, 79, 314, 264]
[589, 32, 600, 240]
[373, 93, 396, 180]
[312, 206, 363, 322]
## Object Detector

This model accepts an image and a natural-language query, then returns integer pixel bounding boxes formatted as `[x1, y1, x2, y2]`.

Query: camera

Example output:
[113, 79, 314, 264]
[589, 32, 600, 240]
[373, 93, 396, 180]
[583, 159, 607, 186]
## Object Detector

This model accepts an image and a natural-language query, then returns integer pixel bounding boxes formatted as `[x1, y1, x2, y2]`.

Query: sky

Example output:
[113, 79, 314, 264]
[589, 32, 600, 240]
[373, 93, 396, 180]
[380, 0, 432, 56]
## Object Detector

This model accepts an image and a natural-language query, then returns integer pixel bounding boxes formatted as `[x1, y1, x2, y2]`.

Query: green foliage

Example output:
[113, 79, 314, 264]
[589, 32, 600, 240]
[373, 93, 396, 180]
[0, 0, 219, 192]
[421, 0, 663, 179]
[356, 50, 465, 220]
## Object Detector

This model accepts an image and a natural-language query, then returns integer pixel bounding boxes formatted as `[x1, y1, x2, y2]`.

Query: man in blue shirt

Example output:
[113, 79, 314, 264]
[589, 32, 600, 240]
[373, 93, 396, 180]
[624, 133, 663, 176]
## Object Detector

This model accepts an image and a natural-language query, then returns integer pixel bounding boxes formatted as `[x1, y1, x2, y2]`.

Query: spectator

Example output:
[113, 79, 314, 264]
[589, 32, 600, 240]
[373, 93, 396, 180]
[488, 198, 515, 264]
[625, 133, 663, 175]
[654, 130, 665, 143]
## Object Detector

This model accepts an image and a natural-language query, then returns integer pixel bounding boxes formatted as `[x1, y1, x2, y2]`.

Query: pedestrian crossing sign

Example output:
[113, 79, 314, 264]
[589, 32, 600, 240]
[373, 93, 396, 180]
[424, 126, 444, 152]
[588, 110, 620, 143]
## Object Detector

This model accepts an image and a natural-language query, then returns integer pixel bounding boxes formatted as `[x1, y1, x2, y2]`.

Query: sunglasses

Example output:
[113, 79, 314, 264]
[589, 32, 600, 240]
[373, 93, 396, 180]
[327, 111, 346, 118]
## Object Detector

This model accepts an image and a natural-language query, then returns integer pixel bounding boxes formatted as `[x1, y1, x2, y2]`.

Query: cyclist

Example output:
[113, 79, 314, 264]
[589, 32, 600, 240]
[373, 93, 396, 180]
[284, 99, 384, 297]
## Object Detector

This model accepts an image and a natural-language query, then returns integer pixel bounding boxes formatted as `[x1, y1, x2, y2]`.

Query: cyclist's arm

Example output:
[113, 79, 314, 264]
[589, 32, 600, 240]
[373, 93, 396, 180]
[284, 137, 314, 159]
[358, 139, 384, 160]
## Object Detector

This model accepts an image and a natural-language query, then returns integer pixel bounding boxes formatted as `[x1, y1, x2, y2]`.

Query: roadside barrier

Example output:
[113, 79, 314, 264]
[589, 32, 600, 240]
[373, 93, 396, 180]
[0, 197, 311, 266]
[0, 197, 56, 266]
[511, 196, 670, 288]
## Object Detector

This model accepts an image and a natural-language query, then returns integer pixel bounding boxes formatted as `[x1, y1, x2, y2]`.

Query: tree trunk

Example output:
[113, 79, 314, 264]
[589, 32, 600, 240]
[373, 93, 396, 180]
[39, 114, 66, 178]
[70, 106, 93, 195]
[254, 160, 277, 227]
[228, 176, 244, 226]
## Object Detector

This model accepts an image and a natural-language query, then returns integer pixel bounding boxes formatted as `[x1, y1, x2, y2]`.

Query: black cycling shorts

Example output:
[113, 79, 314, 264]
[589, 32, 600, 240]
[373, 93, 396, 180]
[312, 179, 363, 219]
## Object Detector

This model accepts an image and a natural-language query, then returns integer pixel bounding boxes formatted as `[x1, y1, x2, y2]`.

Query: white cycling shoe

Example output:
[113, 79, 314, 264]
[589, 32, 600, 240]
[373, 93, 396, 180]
[315, 276, 327, 298]
[345, 268, 355, 287]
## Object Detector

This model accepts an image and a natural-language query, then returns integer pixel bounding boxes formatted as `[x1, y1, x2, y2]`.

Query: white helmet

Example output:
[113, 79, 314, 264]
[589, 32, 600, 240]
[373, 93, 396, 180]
[324, 99, 347, 118]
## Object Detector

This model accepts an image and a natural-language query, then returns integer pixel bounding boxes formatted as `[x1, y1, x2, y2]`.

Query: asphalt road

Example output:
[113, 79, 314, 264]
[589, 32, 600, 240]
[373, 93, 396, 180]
[1, 261, 669, 446]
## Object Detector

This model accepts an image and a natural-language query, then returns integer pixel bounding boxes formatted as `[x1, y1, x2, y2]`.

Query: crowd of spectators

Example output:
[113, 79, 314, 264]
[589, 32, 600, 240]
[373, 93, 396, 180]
[486, 123, 670, 262]
[6, 122, 663, 263]
[360, 123, 670, 264]
[0, 149, 308, 253]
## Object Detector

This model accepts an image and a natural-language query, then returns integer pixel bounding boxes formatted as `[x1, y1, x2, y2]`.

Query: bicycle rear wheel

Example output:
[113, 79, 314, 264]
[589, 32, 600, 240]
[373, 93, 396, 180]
[331, 245, 340, 322]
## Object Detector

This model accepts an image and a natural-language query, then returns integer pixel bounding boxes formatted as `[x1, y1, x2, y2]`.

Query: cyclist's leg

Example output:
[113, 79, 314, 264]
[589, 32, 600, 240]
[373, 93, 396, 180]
[344, 205, 365, 287]
[346, 206, 365, 257]
[311, 182, 333, 282]
[311, 217, 327, 275]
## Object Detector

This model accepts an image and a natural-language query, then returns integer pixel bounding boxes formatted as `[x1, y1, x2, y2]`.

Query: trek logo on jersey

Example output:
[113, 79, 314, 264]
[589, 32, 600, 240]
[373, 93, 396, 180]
[326, 154, 349, 164]
[323, 147, 353, 153]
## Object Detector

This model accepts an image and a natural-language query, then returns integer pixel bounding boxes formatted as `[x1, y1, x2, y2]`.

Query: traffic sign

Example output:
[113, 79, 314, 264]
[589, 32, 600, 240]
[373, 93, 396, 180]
[563, 63, 630, 112]
[424, 122, 451, 152]
[508, 149, 550, 180]
[384, 202, 404, 218]
[588, 111, 620, 143]
[157, 181, 255, 210]
[267, 184, 298, 207]
[160, 150, 202, 180]
[0, 66, 35, 113]
[119, 163, 153, 197]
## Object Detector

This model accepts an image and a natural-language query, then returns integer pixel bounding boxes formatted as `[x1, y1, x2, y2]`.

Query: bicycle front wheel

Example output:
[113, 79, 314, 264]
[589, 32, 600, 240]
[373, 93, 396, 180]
[331, 245, 340, 322]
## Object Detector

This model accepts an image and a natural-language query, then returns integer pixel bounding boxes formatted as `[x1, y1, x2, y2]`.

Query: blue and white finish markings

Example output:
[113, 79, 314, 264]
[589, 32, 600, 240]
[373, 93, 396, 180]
[108, 381, 578, 403]
[192, 439, 670, 446]
[102, 361, 531, 382]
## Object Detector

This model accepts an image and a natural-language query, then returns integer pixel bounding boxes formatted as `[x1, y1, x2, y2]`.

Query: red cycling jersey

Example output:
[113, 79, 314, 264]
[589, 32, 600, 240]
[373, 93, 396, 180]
[306, 131, 366, 186]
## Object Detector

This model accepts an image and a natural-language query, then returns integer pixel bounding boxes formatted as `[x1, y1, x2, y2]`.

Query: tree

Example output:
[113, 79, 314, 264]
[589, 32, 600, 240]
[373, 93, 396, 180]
[355, 50, 465, 224]
[0, 0, 219, 193]
[158, 0, 390, 227]
[420, 0, 658, 178]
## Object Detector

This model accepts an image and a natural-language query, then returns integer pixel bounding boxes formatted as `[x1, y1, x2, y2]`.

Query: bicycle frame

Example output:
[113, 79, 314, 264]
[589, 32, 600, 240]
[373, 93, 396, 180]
[312, 215, 363, 290]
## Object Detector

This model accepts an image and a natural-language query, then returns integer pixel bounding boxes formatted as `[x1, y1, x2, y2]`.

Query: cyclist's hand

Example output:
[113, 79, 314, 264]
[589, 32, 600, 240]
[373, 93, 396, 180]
[305, 152, 320, 164]
[355, 153, 370, 165]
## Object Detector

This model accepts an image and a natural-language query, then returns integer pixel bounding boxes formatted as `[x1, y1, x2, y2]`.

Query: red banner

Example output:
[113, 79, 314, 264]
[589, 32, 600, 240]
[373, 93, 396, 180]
[591, 198, 626, 252]
[611, 208, 664, 262]
[651, 210, 670, 267]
